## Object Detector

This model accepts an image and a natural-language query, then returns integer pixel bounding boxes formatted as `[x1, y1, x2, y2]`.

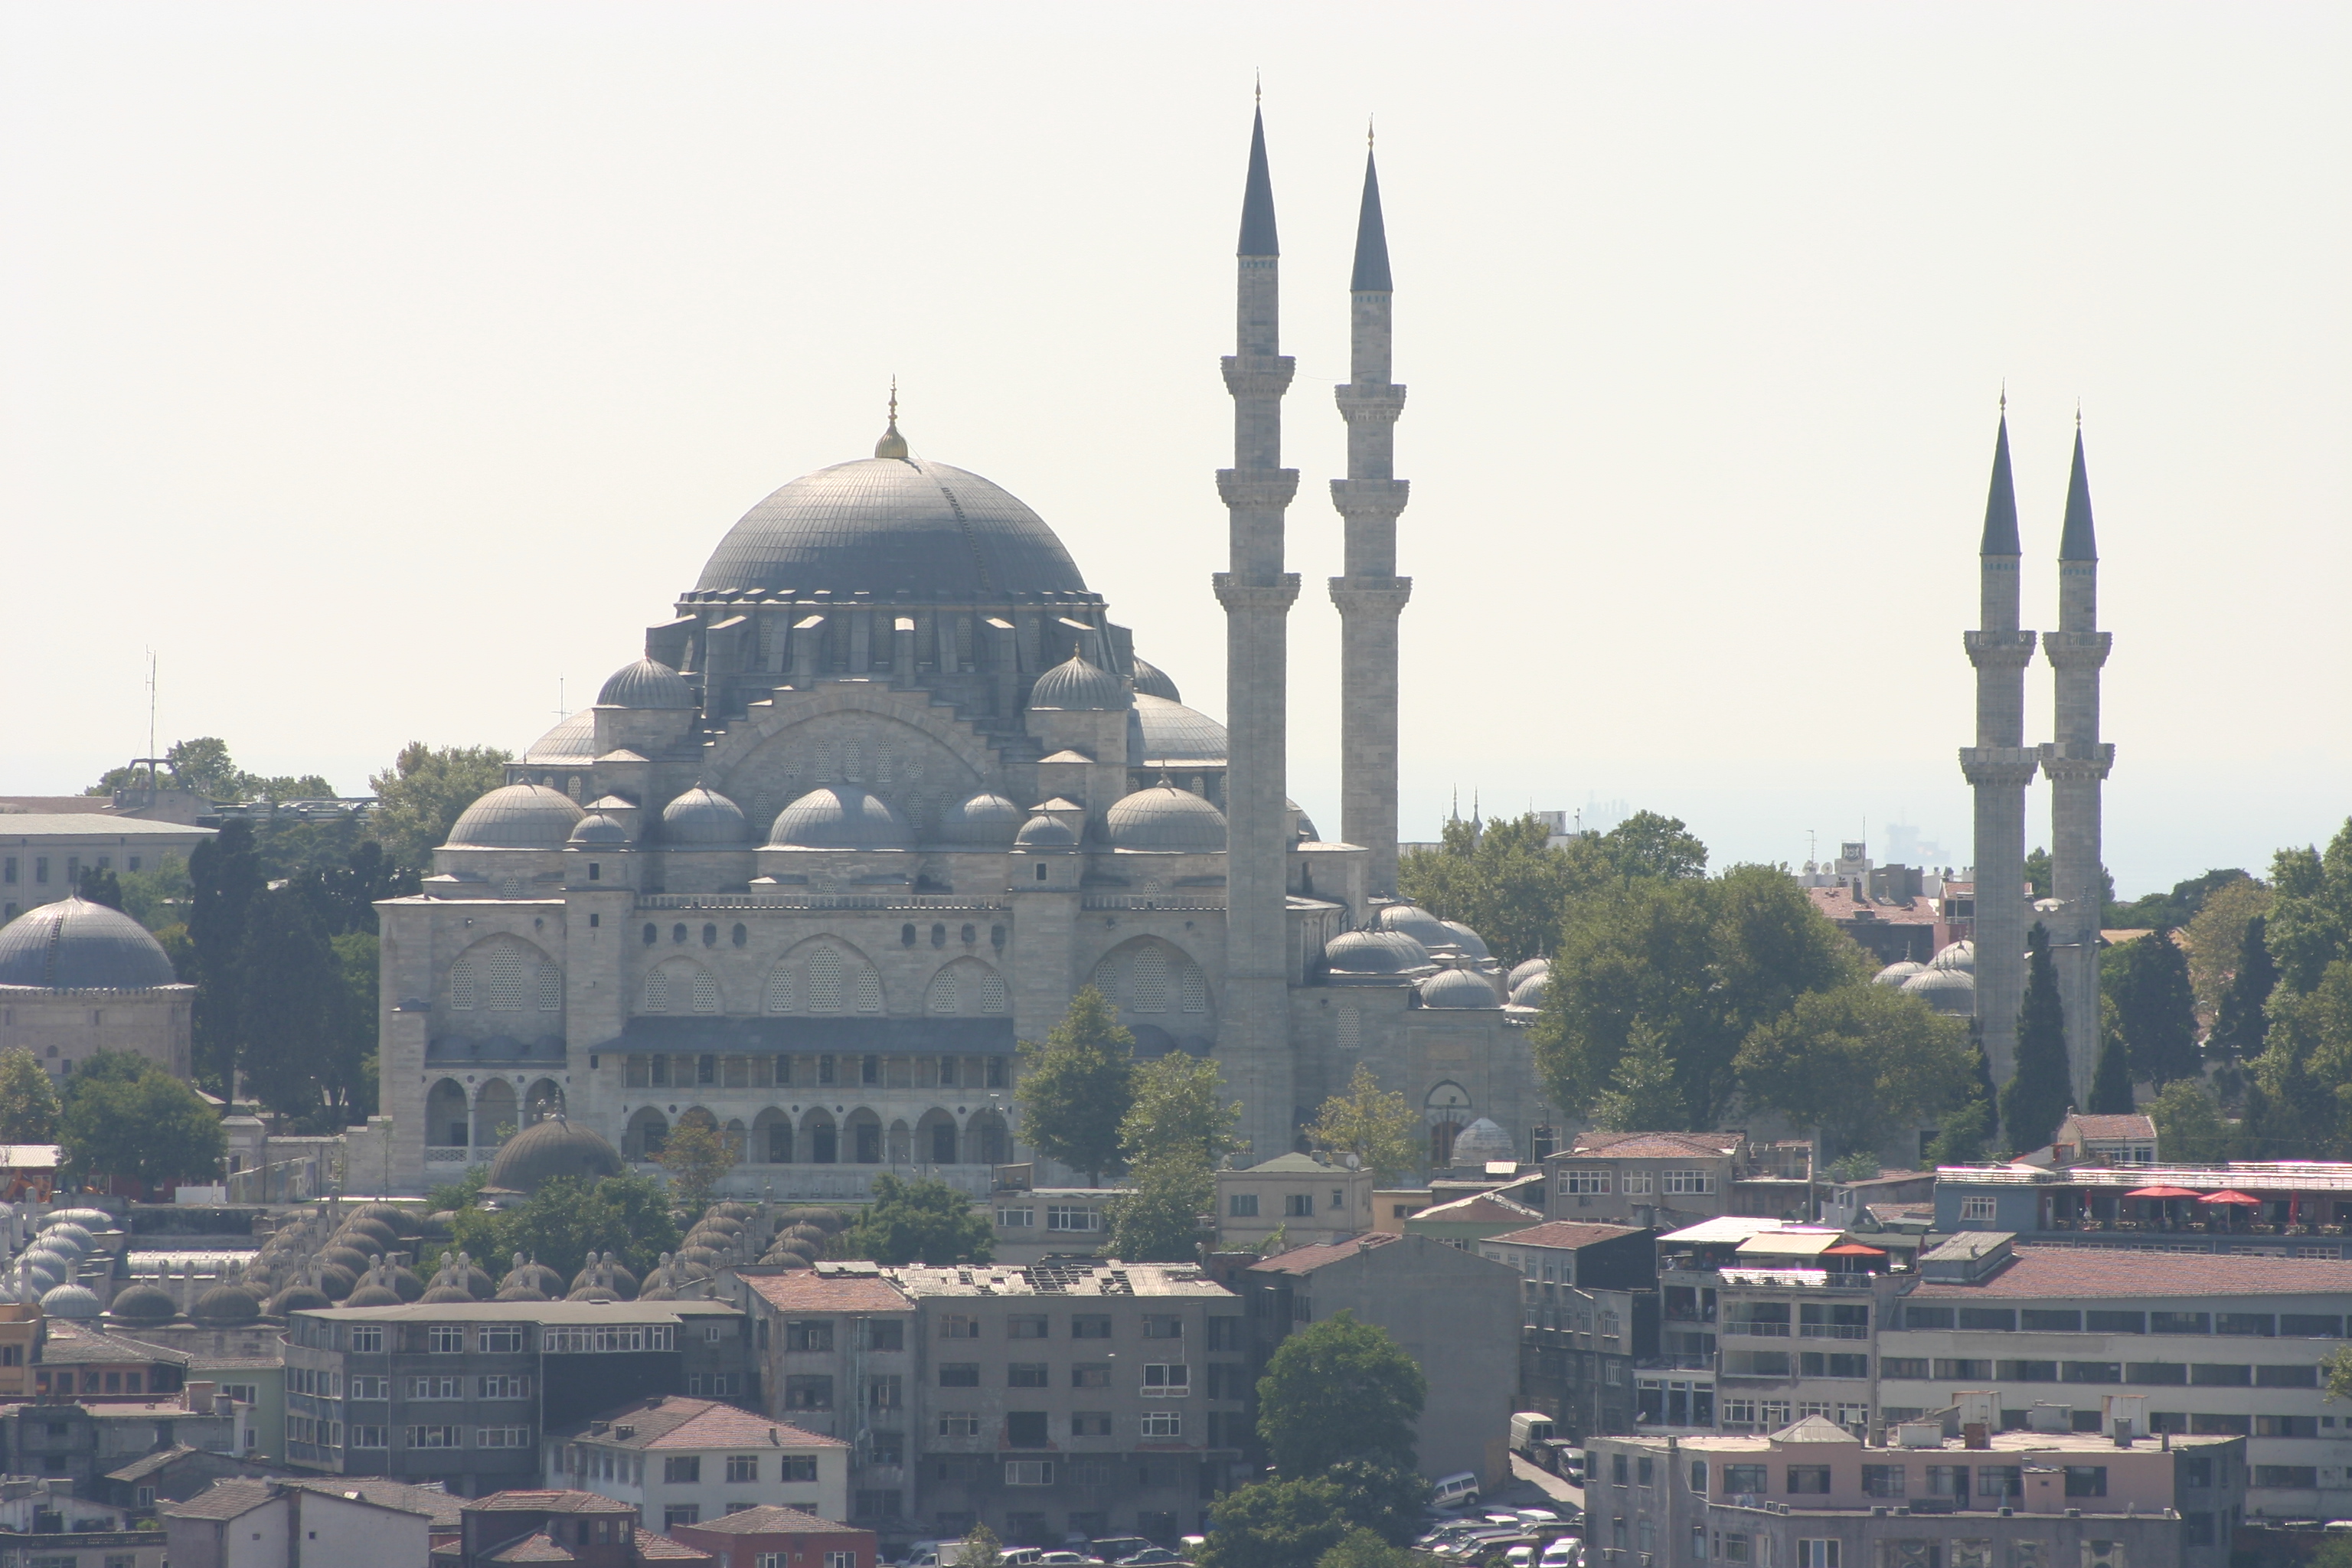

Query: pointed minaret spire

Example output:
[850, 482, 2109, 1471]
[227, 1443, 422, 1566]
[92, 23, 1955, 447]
[1960, 403, 2038, 1087]
[2042, 418, 2114, 1109]
[1330, 136, 1411, 896]
[1215, 97, 1301, 1162]
[2058, 426, 2097, 561]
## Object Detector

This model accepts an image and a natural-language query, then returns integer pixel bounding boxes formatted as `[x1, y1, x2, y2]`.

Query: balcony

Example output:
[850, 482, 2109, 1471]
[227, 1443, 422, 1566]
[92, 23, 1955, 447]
[1720, 1322, 1789, 1338]
[631, 1163, 995, 1201]
[1799, 1323, 1868, 1339]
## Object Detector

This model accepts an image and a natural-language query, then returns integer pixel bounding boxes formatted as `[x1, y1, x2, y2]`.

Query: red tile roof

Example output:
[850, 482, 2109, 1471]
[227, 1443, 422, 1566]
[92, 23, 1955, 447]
[2066, 1115, 2157, 1142]
[557, 1396, 846, 1451]
[1906, 1246, 2352, 1300]
[635, 1530, 717, 1563]
[673, 1507, 854, 1537]
[1485, 1221, 1646, 1251]
[1806, 887, 1941, 924]
[487, 1533, 575, 1563]
[468, 1491, 638, 1515]
[1246, 1230, 1401, 1276]
[1567, 1131, 1743, 1160]
[741, 1273, 912, 1315]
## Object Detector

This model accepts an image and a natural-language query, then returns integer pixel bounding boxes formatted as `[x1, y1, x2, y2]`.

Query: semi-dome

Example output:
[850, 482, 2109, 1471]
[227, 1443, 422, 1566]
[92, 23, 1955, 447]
[767, 786, 913, 851]
[1324, 929, 1435, 977]
[1929, 940, 1975, 975]
[660, 786, 749, 847]
[1014, 815, 1078, 849]
[106, 1284, 178, 1322]
[486, 1117, 624, 1195]
[447, 784, 585, 850]
[1374, 903, 1455, 952]
[1508, 972, 1550, 1008]
[1441, 922, 1493, 962]
[1873, 960, 1927, 988]
[41, 1283, 100, 1319]
[1130, 658, 1181, 703]
[1104, 786, 1227, 853]
[1508, 957, 1550, 990]
[523, 710, 597, 765]
[0, 898, 179, 991]
[1451, 1117, 1515, 1167]
[936, 792, 1025, 849]
[695, 456, 1089, 603]
[1128, 694, 1227, 766]
[1901, 965, 1976, 1016]
[598, 658, 694, 710]
[1028, 654, 1125, 712]
[1420, 968, 1502, 1010]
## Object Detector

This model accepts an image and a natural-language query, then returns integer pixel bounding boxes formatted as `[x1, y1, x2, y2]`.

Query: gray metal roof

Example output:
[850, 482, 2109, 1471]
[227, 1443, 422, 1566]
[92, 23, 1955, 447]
[0, 815, 215, 839]
[1127, 694, 1228, 766]
[1979, 413, 2020, 556]
[0, 897, 181, 991]
[448, 783, 585, 849]
[1237, 106, 1278, 257]
[694, 456, 1087, 602]
[1103, 785, 1227, 852]
[1129, 657, 1181, 703]
[523, 710, 597, 764]
[1350, 148, 1392, 292]
[1027, 653, 1125, 712]
[658, 786, 748, 847]
[766, 786, 913, 851]
[599, 658, 694, 710]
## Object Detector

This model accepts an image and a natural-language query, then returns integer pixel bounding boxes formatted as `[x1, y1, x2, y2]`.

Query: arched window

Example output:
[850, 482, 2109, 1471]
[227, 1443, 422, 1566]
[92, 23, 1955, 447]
[486, 951, 525, 1011]
[567, 776, 582, 800]
[807, 947, 843, 1013]
[690, 971, 720, 1014]
[855, 969, 882, 1014]
[449, 962, 476, 1011]
[1132, 948, 1169, 1014]
[764, 968, 795, 1014]
[1089, 956, 1122, 998]
[643, 970, 669, 1013]
[1180, 962, 1207, 1014]
[1336, 1006, 1361, 1052]
[538, 963, 561, 1011]
[928, 971, 957, 1014]
[980, 973, 1008, 1014]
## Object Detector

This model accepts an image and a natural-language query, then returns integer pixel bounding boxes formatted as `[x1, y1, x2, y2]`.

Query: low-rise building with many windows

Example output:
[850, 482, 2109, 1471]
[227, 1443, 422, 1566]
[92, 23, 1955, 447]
[1214, 1153, 1374, 1251]
[547, 1395, 849, 1527]
[1482, 1221, 1657, 1443]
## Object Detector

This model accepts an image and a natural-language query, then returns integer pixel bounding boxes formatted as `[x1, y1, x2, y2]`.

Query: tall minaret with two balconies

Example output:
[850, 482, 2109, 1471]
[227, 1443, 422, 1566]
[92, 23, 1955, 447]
[1216, 106, 1302, 1161]
[1330, 139, 1412, 898]
[2041, 423, 2114, 1109]
[1960, 411, 2038, 1086]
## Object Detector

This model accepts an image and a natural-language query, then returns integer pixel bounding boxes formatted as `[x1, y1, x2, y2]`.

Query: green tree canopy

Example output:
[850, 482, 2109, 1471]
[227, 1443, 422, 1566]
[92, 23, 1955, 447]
[1256, 1308, 1426, 1477]
[841, 1174, 993, 1265]
[1014, 988, 1135, 1182]
[187, 818, 265, 1096]
[1102, 1151, 1213, 1263]
[1122, 1053, 1242, 1168]
[60, 1057, 226, 1191]
[368, 742, 514, 874]
[237, 887, 364, 1127]
[89, 737, 334, 802]
[2102, 930, 2199, 1087]
[652, 1109, 738, 1215]
[1197, 1478, 1349, 1568]
[1305, 1064, 1421, 1182]
[0, 1050, 61, 1143]
[2001, 923, 2074, 1152]
[75, 867, 123, 910]
[2088, 993, 2135, 1116]
[118, 854, 192, 933]
[953, 1524, 1003, 1568]
[1320, 1460, 1432, 1547]
[2107, 867, 2250, 931]
[448, 1171, 680, 1279]
[1735, 982, 1975, 1158]
[1595, 810, 1710, 881]
[1316, 1530, 1418, 1568]
[2148, 1080, 2237, 1163]
[1589, 1022, 1684, 1132]
[1400, 813, 1603, 968]
[2187, 875, 2273, 1020]
[2210, 913, 2279, 1061]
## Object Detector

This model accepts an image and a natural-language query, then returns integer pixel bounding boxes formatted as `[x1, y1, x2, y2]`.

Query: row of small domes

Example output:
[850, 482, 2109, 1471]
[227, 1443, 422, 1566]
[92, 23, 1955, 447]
[1317, 904, 1544, 1011]
[1873, 940, 1978, 1017]
[452, 779, 1231, 855]
[591, 651, 1183, 715]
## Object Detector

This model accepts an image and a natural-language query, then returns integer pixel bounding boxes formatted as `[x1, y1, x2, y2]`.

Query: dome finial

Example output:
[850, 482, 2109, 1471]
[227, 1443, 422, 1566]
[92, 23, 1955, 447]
[875, 377, 909, 459]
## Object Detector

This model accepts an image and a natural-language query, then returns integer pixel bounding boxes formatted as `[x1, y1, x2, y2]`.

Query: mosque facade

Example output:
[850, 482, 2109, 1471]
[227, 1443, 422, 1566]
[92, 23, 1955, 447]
[374, 113, 1557, 1197]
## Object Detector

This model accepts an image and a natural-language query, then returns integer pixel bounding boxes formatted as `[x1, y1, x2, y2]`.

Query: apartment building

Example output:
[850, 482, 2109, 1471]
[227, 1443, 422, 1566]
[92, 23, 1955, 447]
[730, 1266, 918, 1532]
[1481, 1221, 1658, 1443]
[987, 1185, 1116, 1266]
[1214, 1153, 1374, 1251]
[1934, 1161, 2352, 1260]
[162, 1476, 450, 1568]
[1547, 1132, 1814, 1230]
[668, 1504, 877, 1568]
[0, 1383, 246, 1491]
[454, 1490, 702, 1568]
[1582, 1417, 2243, 1568]
[1878, 1233, 2352, 1523]
[280, 1300, 753, 1494]
[547, 1395, 850, 1527]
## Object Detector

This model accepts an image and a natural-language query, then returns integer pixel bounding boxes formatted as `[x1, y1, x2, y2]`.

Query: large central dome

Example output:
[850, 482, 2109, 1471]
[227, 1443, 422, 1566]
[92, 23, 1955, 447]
[696, 456, 1089, 602]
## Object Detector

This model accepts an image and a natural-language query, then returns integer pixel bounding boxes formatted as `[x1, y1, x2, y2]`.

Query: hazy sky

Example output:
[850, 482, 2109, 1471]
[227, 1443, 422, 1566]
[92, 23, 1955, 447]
[5, 3, 2345, 896]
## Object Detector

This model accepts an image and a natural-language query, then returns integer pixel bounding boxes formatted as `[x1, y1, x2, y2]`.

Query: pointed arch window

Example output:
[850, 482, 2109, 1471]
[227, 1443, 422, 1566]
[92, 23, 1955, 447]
[1089, 957, 1122, 1001]
[643, 969, 670, 1013]
[765, 968, 795, 1014]
[980, 974, 1008, 1014]
[807, 947, 844, 1014]
[538, 964, 561, 1011]
[449, 961, 476, 1011]
[929, 971, 958, 1014]
[854, 969, 883, 1014]
[1132, 948, 1170, 1014]
[690, 971, 720, 1014]
[486, 951, 526, 1011]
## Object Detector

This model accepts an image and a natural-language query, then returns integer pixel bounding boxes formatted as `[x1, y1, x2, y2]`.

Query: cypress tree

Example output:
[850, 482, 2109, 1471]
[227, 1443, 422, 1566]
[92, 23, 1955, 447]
[2107, 928, 2200, 1086]
[2089, 994, 2135, 1115]
[2210, 913, 2278, 1060]
[187, 819, 263, 1097]
[2001, 923, 2074, 1151]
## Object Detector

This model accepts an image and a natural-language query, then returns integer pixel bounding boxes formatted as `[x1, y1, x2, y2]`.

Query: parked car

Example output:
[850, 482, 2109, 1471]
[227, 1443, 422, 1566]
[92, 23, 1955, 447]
[1089, 1541, 1154, 1565]
[1034, 1555, 1102, 1566]
[1431, 1471, 1483, 1511]
[1539, 1541, 1583, 1568]
[1113, 1552, 1187, 1567]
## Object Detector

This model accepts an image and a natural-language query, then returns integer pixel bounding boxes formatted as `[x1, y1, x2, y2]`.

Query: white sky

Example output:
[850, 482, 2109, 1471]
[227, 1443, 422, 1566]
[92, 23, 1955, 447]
[3, 2, 2345, 897]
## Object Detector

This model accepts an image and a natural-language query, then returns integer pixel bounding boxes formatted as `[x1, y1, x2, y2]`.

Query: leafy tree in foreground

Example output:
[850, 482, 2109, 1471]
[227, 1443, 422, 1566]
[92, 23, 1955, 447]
[1596, 809, 1710, 881]
[2187, 874, 2273, 1018]
[2148, 1080, 2236, 1164]
[60, 1059, 226, 1191]
[448, 1171, 678, 1279]
[1196, 1478, 1348, 1568]
[1318, 1530, 1418, 1568]
[841, 1174, 992, 1265]
[75, 867, 123, 910]
[2001, 923, 2074, 1152]
[1321, 1459, 1432, 1546]
[1399, 812, 1609, 969]
[1734, 982, 1975, 1160]
[187, 818, 265, 1096]
[652, 1109, 737, 1216]
[1014, 987, 1135, 1182]
[368, 741, 514, 874]
[1102, 1152, 1212, 1263]
[1305, 1063, 1422, 1181]
[1256, 1309, 1426, 1477]
[118, 854, 192, 932]
[1589, 1022, 1684, 1132]
[0, 1049, 61, 1142]
[1122, 1051, 1241, 1168]
[237, 887, 350, 1124]
[954, 1524, 1003, 1568]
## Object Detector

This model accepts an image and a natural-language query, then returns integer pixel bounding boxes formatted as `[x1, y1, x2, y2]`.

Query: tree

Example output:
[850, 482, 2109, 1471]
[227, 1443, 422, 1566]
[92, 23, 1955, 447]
[1014, 988, 1135, 1182]
[118, 854, 192, 932]
[2148, 1080, 2236, 1163]
[2102, 930, 2199, 1087]
[2107, 867, 2249, 931]
[2088, 993, 2135, 1116]
[0, 1050, 61, 1142]
[331, 931, 381, 1119]
[1305, 1064, 1421, 1181]
[2324, 1343, 2352, 1404]
[1318, 1530, 1417, 1568]
[237, 887, 349, 1124]
[1256, 1309, 1426, 1477]
[60, 1060, 226, 1191]
[89, 737, 332, 804]
[2188, 876, 2274, 1021]
[841, 1174, 992, 1265]
[1122, 1052, 1242, 1169]
[75, 867, 123, 910]
[954, 1524, 1003, 1568]
[2025, 847, 2052, 900]
[2210, 913, 2279, 1061]
[652, 1109, 737, 1215]
[368, 742, 514, 874]
[1102, 1152, 1213, 1262]
[1321, 1459, 1432, 1547]
[1924, 1042, 2001, 1166]
[1734, 984, 1975, 1161]
[447, 1171, 679, 1279]
[1595, 810, 1708, 882]
[1400, 812, 1611, 968]
[187, 819, 265, 1095]
[1197, 1478, 1349, 1568]
[1589, 1022, 1685, 1132]
[2001, 923, 2074, 1152]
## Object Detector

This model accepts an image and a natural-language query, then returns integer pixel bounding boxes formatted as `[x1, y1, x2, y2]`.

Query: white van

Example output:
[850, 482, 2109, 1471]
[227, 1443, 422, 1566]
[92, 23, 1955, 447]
[1510, 1412, 1557, 1461]
[1432, 1471, 1483, 1511]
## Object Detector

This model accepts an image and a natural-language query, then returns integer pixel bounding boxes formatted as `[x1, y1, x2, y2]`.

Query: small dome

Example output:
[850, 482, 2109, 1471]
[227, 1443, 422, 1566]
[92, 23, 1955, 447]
[1419, 969, 1502, 1010]
[598, 658, 695, 710]
[1014, 814, 1079, 849]
[318, 1246, 374, 1277]
[1441, 921, 1493, 962]
[1450, 1117, 1515, 1167]
[345, 1283, 401, 1308]
[1291, 801, 1321, 844]
[46, 1208, 116, 1230]
[0, 897, 179, 990]
[349, 1203, 416, 1234]
[419, 1281, 474, 1304]
[766, 786, 913, 851]
[487, 1118, 623, 1196]
[41, 1283, 101, 1319]
[1374, 903, 1456, 952]
[1131, 658, 1181, 703]
[1508, 957, 1550, 990]
[447, 783, 584, 850]
[1105, 786, 1227, 853]
[41, 1223, 96, 1251]
[1127, 694, 1228, 766]
[1929, 940, 1976, 975]
[191, 1285, 261, 1325]
[315, 1265, 358, 1301]
[1324, 929, 1435, 977]
[106, 1284, 178, 1322]
[268, 1284, 330, 1316]
[337, 1217, 399, 1246]
[660, 786, 749, 847]
[1873, 960, 1927, 988]
[1027, 653, 1126, 712]
[936, 792, 1026, 849]
[1508, 972, 1550, 1009]
[570, 813, 630, 846]
[1902, 965, 1976, 1016]
[495, 1277, 549, 1302]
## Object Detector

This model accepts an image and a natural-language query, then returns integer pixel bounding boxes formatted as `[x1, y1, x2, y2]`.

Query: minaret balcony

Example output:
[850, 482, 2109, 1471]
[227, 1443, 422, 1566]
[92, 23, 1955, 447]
[2040, 630, 2113, 670]
[1214, 471, 1301, 510]
[1962, 629, 2037, 670]
[1220, 356, 1297, 397]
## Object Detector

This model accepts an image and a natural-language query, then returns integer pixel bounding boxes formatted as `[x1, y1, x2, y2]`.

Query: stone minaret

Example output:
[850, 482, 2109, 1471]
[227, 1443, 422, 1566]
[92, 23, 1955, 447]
[2041, 423, 2114, 1109]
[1215, 106, 1302, 1161]
[1959, 411, 2038, 1086]
[1330, 140, 1412, 898]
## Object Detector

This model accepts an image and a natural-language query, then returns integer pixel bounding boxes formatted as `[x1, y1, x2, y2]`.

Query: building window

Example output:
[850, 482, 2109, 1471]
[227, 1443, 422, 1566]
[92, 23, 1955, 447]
[480, 1326, 524, 1354]
[1228, 1194, 1259, 1218]
[539, 965, 562, 1011]
[1071, 1412, 1112, 1436]
[981, 973, 1008, 1013]
[1047, 1206, 1102, 1233]
[1959, 1196, 1998, 1222]
[1008, 1315, 1049, 1340]
[939, 1315, 979, 1339]
[1072, 1315, 1112, 1340]
[427, 1325, 466, 1354]
[786, 1320, 835, 1352]
[665, 1507, 700, 1530]
[1661, 1169, 1713, 1194]
[1559, 1172, 1611, 1195]
[1283, 1193, 1314, 1217]
[1008, 1364, 1050, 1389]
[1142, 1364, 1189, 1395]
[1786, 1467, 1831, 1494]
[1861, 1465, 1906, 1498]
[783, 1454, 822, 1481]
[808, 946, 844, 1011]
[939, 1364, 980, 1388]
[665, 1456, 702, 1484]
[476, 1427, 530, 1448]
[783, 1376, 834, 1410]
[403, 1426, 459, 1449]
[449, 961, 475, 1010]
[1795, 1545, 1840, 1568]
[350, 1327, 384, 1353]
[1141, 1412, 1181, 1439]
[936, 1413, 981, 1438]
[929, 971, 957, 1013]
[486, 950, 526, 1009]
[998, 1206, 1034, 1228]
[1004, 1460, 1055, 1486]
[726, 1455, 759, 1482]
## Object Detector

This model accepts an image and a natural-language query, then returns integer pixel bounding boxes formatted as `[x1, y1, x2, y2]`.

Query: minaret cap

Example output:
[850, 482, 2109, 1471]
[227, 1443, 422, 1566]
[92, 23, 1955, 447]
[1350, 145, 1393, 292]
[2059, 425, 2096, 561]
[1237, 106, 1279, 257]
[1979, 410, 2020, 557]
[874, 380, 909, 460]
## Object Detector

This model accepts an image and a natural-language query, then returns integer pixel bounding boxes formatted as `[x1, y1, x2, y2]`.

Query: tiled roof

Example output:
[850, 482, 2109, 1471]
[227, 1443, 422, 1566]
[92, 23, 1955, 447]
[1246, 1231, 1400, 1276]
[164, 1481, 276, 1521]
[559, 1396, 847, 1451]
[1805, 887, 1941, 925]
[1904, 1246, 2352, 1300]
[47, 1322, 191, 1364]
[1410, 1191, 1542, 1224]
[106, 1444, 201, 1482]
[469, 1491, 638, 1515]
[635, 1528, 717, 1562]
[741, 1272, 913, 1315]
[673, 1507, 851, 1536]
[283, 1478, 465, 1527]
[1770, 1414, 1860, 1445]
[1485, 1221, 1645, 1251]
[488, 1532, 576, 1563]
[890, 1262, 1227, 1298]
[2066, 1114, 2157, 1142]
[1567, 1130, 1743, 1160]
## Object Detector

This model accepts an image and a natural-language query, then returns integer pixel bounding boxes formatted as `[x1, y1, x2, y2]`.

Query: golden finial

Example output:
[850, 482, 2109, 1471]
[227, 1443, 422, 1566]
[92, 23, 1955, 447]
[1367, 116, 1375, 150]
[875, 377, 909, 460]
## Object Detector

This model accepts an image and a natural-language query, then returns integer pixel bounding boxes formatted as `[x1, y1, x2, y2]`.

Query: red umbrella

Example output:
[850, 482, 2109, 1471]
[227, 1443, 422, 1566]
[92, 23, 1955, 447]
[2125, 1186, 2203, 1200]
[2198, 1189, 2262, 1205]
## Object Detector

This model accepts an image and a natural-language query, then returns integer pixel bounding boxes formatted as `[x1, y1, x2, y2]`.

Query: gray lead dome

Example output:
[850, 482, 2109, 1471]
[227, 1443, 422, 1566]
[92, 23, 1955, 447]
[1105, 786, 1227, 852]
[447, 783, 585, 849]
[597, 658, 694, 710]
[936, 792, 1026, 848]
[1027, 653, 1125, 712]
[1420, 968, 1502, 1009]
[767, 786, 914, 851]
[659, 786, 749, 846]
[0, 897, 179, 991]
